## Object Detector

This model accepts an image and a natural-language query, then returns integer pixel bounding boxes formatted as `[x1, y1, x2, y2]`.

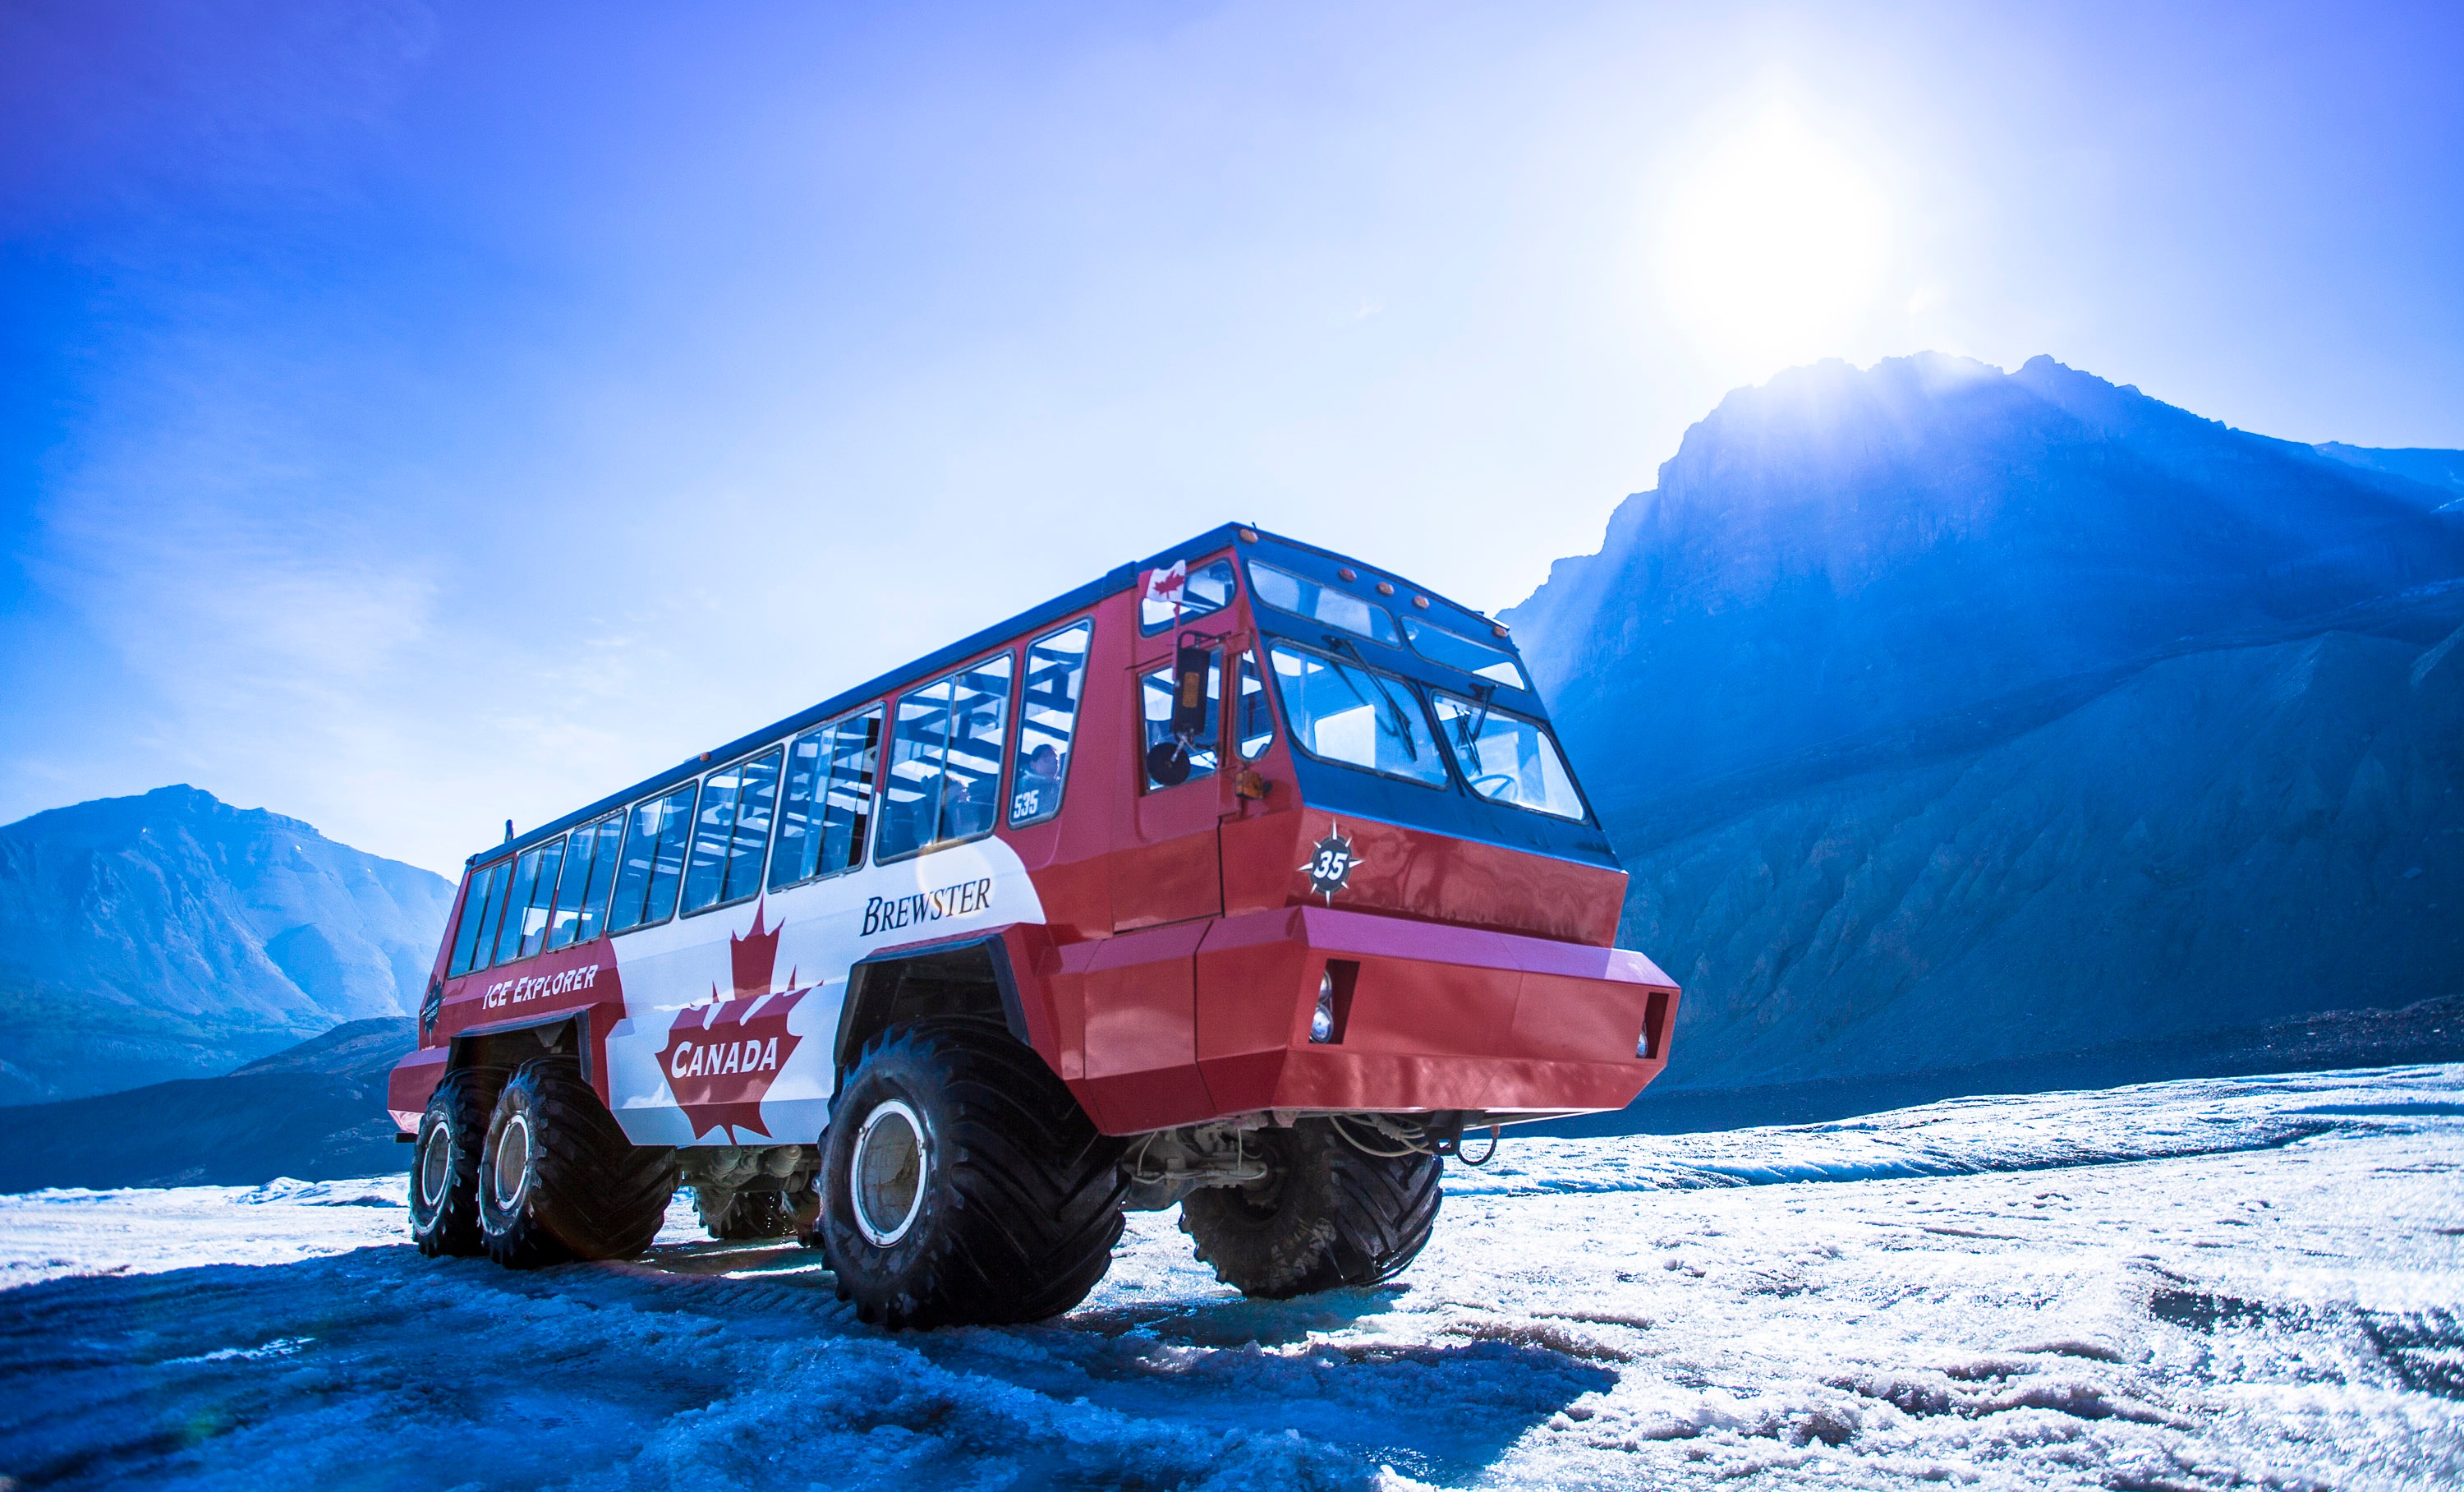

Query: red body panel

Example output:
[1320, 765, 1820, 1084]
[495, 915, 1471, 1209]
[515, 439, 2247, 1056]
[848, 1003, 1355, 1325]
[390, 533, 1680, 1140]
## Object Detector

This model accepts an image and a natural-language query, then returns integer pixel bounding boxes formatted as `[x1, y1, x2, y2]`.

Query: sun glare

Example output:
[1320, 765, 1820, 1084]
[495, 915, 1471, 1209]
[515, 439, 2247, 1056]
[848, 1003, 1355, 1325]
[1662, 108, 1892, 373]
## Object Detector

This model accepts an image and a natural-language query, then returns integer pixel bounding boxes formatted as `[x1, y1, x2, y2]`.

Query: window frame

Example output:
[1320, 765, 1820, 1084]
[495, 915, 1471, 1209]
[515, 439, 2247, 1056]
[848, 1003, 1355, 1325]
[447, 859, 508, 978]
[1262, 641, 1457, 791]
[768, 705, 886, 891]
[605, 779, 701, 937]
[1139, 556, 1239, 636]
[1243, 559, 1402, 647]
[1427, 690, 1596, 824]
[678, 743, 787, 919]
[1138, 644, 1225, 794]
[1008, 617, 1095, 828]
[873, 646, 1020, 866]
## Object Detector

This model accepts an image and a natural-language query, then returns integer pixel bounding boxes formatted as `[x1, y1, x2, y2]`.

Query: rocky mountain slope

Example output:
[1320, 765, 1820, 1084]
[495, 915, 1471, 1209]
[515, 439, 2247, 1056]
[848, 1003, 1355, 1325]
[0, 1018, 416, 1190]
[1508, 355, 2464, 1100]
[0, 787, 451, 1104]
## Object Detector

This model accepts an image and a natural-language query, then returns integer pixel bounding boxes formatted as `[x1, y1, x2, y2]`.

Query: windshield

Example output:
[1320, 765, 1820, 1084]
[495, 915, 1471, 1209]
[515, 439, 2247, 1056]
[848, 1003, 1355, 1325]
[1430, 693, 1587, 820]
[1267, 645, 1448, 786]
[1400, 616, 1529, 690]
[1247, 561, 1400, 645]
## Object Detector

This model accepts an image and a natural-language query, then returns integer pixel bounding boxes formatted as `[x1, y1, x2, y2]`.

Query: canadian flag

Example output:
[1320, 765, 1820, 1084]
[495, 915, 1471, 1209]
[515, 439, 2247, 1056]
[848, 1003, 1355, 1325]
[1142, 560, 1188, 607]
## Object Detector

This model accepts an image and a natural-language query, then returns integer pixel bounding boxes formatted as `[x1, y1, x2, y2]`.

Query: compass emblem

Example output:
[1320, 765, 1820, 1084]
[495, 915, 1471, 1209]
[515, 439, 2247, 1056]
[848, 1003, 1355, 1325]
[1300, 824, 1363, 903]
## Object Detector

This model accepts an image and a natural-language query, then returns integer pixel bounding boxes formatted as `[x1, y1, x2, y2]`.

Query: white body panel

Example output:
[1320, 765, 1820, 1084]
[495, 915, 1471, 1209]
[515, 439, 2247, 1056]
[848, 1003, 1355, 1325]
[600, 836, 1045, 1148]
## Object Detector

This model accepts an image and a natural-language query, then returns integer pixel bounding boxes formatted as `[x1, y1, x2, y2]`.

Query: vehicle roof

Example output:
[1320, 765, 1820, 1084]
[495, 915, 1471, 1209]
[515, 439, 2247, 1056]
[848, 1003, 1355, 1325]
[465, 523, 1520, 868]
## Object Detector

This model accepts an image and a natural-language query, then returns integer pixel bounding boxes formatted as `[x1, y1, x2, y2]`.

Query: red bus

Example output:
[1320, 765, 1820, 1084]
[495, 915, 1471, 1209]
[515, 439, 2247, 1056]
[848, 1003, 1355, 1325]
[394, 524, 1678, 1326]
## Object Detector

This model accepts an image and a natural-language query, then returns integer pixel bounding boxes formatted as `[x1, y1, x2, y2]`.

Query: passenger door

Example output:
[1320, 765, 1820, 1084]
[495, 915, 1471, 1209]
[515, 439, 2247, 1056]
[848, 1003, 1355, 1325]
[1110, 644, 1226, 931]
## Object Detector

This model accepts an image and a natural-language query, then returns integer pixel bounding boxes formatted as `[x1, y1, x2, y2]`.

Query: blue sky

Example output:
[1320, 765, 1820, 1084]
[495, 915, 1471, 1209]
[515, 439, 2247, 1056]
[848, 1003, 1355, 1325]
[5, 0, 2460, 875]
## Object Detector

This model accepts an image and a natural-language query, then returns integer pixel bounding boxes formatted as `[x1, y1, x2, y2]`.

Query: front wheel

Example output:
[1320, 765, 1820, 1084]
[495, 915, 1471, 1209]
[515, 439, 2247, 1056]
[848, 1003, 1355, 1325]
[819, 1018, 1127, 1329]
[1179, 1120, 1442, 1299]
[478, 1057, 678, 1269]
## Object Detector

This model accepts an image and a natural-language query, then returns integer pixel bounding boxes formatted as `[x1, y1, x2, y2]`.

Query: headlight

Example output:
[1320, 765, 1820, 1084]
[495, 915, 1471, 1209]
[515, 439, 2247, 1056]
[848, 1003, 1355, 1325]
[1309, 971, 1336, 1043]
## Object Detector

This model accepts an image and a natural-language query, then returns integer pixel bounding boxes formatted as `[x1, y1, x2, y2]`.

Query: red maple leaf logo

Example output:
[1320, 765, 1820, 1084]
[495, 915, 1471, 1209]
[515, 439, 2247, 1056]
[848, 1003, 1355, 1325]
[654, 901, 810, 1140]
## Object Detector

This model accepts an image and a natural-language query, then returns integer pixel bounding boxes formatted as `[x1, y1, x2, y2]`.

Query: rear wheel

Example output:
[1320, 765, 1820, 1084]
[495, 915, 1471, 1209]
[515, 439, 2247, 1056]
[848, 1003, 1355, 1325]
[1179, 1121, 1442, 1299]
[409, 1066, 505, 1257]
[819, 1017, 1127, 1329]
[479, 1057, 678, 1269]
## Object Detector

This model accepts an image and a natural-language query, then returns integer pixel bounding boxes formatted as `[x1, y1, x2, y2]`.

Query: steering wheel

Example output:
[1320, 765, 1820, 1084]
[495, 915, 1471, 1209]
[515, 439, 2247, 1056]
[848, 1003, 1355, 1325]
[1468, 772, 1517, 797]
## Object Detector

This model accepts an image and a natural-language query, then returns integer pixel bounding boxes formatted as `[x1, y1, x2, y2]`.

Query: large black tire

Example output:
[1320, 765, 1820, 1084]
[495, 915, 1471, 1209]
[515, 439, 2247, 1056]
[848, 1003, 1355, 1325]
[409, 1066, 505, 1258]
[478, 1057, 678, 1269]
[819, 1017, 1127, 1329]
[696, 1186, 803, 1241]
[1179, 1121, 1442, 1299]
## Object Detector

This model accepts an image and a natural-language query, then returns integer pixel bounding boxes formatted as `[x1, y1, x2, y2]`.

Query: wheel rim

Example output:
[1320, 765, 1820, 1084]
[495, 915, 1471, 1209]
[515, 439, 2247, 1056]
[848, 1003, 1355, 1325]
[848, 1099, 927, 1247]
[490, 1111, 533, 1211]
[416, 1122, 453, 1210]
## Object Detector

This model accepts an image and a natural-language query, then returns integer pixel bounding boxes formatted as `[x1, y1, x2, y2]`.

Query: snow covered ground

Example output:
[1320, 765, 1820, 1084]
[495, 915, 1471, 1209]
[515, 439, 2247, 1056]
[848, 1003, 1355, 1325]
[4, 1065, 2460, 1490]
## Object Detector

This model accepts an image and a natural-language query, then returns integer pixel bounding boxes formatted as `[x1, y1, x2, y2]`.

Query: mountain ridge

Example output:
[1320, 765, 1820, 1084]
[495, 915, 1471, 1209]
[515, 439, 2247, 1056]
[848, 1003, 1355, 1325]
[0, 785, 452, 1104]
[1506, 354, 2464, 1103]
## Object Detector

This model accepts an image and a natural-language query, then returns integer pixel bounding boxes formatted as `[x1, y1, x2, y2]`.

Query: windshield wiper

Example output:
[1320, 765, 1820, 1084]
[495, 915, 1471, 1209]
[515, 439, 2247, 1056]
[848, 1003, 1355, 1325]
[1325, 641, 1424, 762]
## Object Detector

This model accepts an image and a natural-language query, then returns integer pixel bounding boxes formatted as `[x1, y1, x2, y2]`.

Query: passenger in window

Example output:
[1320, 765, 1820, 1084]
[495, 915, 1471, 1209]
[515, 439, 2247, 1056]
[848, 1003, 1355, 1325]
[939, 775, 990, 840]
[1012, 744, 1063, 822]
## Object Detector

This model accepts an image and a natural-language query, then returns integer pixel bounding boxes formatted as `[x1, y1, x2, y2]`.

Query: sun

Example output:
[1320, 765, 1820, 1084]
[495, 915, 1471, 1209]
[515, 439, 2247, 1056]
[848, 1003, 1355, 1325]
[1661, 107, 1892, 373]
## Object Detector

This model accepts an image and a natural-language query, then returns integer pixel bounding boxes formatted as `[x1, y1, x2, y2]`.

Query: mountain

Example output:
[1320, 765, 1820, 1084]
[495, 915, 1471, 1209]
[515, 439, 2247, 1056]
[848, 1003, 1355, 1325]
[0, 786, 453, 1105]
[1508, 354, 2464, 1105]
[0, 1018, 416, 1190]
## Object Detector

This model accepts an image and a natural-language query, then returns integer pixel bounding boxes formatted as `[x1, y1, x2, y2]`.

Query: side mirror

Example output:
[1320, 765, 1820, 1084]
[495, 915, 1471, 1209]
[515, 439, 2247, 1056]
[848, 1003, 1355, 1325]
[1169, 646, 1211, 738]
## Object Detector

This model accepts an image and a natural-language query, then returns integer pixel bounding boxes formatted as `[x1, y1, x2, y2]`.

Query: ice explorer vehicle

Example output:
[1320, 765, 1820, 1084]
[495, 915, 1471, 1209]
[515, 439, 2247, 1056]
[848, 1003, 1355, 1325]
[392, 525, 1679, 1327]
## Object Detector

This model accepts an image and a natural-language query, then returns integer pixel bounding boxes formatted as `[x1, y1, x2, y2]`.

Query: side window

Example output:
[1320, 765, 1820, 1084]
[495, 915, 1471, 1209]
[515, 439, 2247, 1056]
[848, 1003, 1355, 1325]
[770, 708, 884, 887]
[515, 838, 564, 959]
[607, 783, 697, 933]
[1010, 620, 1092, 826]
[877, 653, 1014, 862]
[771, 727, 829, 888]
[1235, 648, 1275, 760]
[682, 747, 784, 914]
[544, 824, 595, 952]
[490, 847, 546, 965]
[1142, 647, 1221, 790]
[447, 860, 507, 977]
[572, 813, 624, 944]
[817, 710, 882, 876]
[1140, 557, 1236, 633]
[545, 813, 623, 951]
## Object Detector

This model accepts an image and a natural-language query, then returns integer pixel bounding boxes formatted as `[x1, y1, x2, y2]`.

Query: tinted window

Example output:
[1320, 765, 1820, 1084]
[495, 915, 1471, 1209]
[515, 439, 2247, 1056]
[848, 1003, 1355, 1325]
[1400, 616, 1529, 690]
[1142, 648, 1221, 790]
[819, 710, 882, 877]
[448, 861, 507, 978]
[1010, 620, 1092, 826]
[491, 847, 545, 965]
[772, 727, 828, 886]
[878, 654, 1014, 861]
[683, 747, 782, 914]
[607, 783, 696, 932]
[516, 839, 563, 959]
[572, 814, 624, 944]
[1246, 561, 1400, 644]
[544, 824, 596, 951]
[1141, 558, 1236, 633]
[773, 709, 885, 887]
[1432, 694, 1587, 820]
[1235, 648, 1275, 760]
[1267, 645, 1449, 786]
